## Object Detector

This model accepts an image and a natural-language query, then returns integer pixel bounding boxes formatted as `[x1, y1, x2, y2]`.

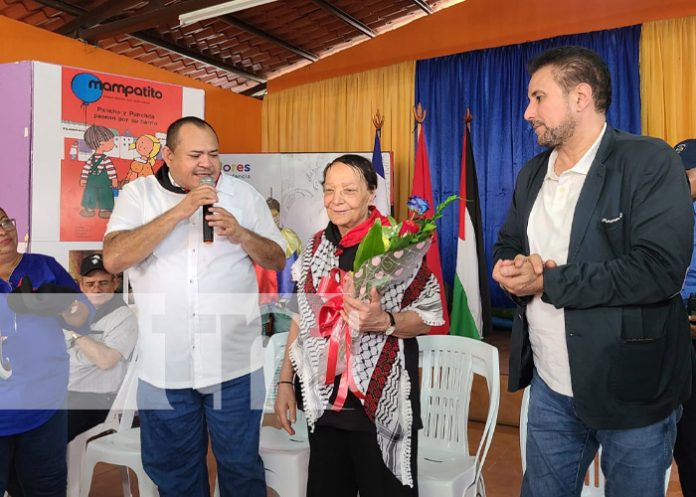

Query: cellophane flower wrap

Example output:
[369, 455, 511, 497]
[314, 194, 457, 397]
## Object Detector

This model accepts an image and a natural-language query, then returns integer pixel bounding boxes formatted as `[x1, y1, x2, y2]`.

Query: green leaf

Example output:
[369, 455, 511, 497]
[353, 220, 386, 272]
[434, 194, 459, 219]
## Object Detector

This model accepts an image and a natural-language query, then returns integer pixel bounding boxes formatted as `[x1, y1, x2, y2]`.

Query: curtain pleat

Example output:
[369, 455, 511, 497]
[262, 62, 415, 221]
[641, 16, 696, 145]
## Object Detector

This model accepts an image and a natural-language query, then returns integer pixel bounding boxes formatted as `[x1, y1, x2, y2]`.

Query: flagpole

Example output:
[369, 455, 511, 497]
[411, 102, 451, 334]
[371, 110, 392, 217]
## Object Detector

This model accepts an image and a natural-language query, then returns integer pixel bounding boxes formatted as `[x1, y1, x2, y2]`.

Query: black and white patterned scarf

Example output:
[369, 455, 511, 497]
[290, 230, 444, 487]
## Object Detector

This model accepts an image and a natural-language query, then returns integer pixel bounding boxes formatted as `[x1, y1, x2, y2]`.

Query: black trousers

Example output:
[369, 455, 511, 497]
[675, 341, 696, 497]
[66, 391, 114, 442]
[307, 425, 418, 497]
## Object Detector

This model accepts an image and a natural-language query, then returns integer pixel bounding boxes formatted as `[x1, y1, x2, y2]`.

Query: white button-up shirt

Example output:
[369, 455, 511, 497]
[106, 173, 286, 389]
[527, 123, 606, 396]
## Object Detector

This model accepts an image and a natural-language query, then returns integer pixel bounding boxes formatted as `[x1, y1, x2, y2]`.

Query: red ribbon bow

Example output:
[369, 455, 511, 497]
[314, 268, 365, 411]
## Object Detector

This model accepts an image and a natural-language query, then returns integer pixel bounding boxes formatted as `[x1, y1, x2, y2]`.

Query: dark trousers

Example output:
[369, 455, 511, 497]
[0, 410, 67, 497]
[675, 341, 696, 497]
[66, 391, 114, 442]
[137, 373, 266, 497]
[307, 425, 418, 497]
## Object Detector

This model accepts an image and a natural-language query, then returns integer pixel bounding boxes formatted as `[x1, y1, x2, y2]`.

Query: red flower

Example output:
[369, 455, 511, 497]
[399, 219, 419, 236]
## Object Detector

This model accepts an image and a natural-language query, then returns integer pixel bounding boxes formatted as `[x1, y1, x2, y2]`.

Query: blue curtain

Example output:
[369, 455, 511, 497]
[415, 26, 641, 308]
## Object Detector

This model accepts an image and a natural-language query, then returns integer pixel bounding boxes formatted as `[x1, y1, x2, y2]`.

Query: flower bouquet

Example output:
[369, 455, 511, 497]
[314, 194, 457, 409]
[350, 194, 458, 297]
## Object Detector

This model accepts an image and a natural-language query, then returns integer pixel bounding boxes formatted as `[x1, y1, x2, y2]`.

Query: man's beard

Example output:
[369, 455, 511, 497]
[533, 115, 577, 148]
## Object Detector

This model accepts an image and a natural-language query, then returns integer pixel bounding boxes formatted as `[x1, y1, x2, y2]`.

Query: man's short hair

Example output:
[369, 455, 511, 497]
[528, 46, 612, 114]
[165, 116, 218, 152]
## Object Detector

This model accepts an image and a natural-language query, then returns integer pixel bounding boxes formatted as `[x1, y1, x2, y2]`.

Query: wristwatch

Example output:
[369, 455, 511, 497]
[68, 331, 83, 345]
[384, 311, 396, 336]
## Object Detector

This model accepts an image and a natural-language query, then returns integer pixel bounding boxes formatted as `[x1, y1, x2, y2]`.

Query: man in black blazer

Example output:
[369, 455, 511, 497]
[493, 46, 694, 497]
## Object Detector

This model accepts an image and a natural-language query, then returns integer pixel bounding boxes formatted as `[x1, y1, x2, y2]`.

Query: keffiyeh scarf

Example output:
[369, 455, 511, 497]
[290, 227, 443, 487]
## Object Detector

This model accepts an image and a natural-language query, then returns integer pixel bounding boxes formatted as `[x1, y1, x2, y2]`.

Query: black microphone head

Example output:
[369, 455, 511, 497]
[200, 175, 215, 187]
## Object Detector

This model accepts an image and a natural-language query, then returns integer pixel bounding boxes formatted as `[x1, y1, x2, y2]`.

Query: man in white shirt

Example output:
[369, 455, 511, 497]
[66, 252, 137, 441]
[493, 46, 693, 497]
[103, 116, 286, 497]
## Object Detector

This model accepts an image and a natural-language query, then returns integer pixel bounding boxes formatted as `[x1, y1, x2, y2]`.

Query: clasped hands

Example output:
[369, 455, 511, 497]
[492, 253, 557, 297]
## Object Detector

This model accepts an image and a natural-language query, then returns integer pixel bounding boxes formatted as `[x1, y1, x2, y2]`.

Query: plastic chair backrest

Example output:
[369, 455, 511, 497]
[100, 349, 140, 437]
[264, 332, 288, 413]
[262, 331, 308, 436]
[417, 335, 500, 487]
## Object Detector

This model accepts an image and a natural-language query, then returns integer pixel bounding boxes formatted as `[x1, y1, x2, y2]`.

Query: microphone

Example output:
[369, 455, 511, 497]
[200, 175, 215, 244]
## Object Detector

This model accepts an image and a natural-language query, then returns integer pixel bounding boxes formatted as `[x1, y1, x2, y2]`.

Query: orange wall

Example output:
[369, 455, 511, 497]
[269, 0, 696, 92]
[0, 15, 261, 152]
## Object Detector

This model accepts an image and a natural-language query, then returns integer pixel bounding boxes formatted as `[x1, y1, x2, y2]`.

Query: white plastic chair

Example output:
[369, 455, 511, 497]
[67, 348, 138, 497]
[417, 335, 500, 497]
[519, 387, 671, 496]
[79, 351, 159, 497]
[259, 332, 309, 497]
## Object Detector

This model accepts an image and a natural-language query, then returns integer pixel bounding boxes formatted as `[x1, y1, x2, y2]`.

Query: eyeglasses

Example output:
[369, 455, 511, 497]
[0, 218, 16, 232]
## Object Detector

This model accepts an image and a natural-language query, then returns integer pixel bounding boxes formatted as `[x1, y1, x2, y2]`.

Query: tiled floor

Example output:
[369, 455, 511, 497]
[85, 422, 685, 497]
[84, 329, 686, 497]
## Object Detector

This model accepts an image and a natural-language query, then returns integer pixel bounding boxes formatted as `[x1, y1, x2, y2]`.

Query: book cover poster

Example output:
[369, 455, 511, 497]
[59, 67, 183, 241]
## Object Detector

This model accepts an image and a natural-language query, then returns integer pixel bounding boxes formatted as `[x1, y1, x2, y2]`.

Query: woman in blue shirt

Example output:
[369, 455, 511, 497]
[0, 208, 90, 497]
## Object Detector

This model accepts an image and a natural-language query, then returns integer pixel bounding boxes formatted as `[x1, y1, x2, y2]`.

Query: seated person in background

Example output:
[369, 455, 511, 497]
[65, 253, 137, 441]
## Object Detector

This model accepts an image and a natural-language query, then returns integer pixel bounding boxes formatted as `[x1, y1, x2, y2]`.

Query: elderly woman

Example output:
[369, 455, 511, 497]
[0, 208, 90, 497]
[275, 155, 444, 497]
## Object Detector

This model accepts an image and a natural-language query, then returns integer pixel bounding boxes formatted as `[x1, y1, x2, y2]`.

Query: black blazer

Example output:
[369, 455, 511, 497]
[494, 126, 694, 429]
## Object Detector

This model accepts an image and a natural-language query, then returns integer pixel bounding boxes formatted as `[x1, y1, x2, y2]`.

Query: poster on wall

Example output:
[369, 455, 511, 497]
[220, 152, 392, 245]
[59, 67, 184, 242]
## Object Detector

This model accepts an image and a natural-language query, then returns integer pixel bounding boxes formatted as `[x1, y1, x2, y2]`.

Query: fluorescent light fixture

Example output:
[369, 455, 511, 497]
[179, 0, 280, 26]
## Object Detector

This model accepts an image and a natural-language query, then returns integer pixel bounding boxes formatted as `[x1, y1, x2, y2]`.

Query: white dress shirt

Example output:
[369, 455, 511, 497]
[106, 173, 286, 389]
[526, 123, 606, 396]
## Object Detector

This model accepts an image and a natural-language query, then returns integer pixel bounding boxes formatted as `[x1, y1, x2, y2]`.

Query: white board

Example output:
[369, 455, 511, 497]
[220, 152, 392, 245]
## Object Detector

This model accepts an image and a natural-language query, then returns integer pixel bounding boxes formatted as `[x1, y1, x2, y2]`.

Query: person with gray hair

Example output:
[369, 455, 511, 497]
[66, 252, 137, 442]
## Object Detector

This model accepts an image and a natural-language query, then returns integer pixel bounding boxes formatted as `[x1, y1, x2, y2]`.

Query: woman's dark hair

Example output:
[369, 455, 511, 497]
[527, 46, 612, 113]
[322, 154, 378, 191]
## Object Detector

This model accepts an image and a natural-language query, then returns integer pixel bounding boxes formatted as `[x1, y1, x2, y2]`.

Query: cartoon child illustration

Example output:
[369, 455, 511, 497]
[79, 125, 118, 219]
[122, 134, 161, 185]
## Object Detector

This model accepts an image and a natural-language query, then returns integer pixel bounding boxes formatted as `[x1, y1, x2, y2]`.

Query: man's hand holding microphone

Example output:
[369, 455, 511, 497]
[186, 175, 248, 245]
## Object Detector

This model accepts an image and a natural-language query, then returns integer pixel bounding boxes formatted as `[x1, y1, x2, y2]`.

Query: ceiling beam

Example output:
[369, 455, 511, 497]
[34, 0, 83, 16]
[56, 0, 140, 36]
[240, 82, 267, 98]
[77, 0, 236, 41]
[410, 0, 433, 15]
[34, 1, 265, 85]
[309, 0, 375, 39]
[133, 30, 266, 83]
[220, 15, 318, 62]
